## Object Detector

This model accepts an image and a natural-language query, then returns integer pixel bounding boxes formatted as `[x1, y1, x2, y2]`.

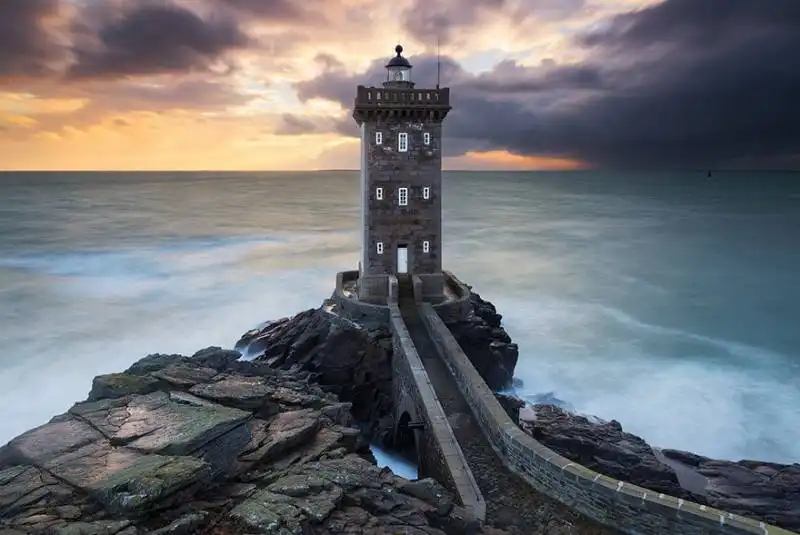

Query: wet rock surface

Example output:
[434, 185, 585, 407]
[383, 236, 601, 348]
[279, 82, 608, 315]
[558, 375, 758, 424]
[520, 403, 800, 532]
[445, 292, 519, 390]
[0, 347, 506, 534]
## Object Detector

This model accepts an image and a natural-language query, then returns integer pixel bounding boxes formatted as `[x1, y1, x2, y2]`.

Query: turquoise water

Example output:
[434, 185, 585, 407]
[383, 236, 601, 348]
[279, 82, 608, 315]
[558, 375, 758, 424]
[0, 170, 798, 464]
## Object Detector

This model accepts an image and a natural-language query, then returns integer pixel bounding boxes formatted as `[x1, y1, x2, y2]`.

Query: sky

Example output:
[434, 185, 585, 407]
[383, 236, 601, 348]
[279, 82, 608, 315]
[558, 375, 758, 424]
[0, 0, 798, 171]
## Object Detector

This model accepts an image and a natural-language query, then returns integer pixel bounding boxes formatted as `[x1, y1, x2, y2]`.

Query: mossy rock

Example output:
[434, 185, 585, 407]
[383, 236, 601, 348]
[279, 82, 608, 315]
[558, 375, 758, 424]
[88, 372, 161, 401]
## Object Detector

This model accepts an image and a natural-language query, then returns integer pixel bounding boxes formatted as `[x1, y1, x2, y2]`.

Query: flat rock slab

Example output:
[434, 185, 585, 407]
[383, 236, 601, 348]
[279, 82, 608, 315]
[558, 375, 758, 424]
[239, 409, 319, 464]
[0, 465, 77, 517]
[189, 375, 276, 410]
[151, 363, 219, 388]
[2, 418, 211, 515]
[69, 391, 251, 456]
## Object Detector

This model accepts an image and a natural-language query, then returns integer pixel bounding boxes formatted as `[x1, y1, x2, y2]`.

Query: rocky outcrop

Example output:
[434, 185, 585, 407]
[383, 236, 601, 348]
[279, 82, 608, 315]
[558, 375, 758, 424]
[659, 448, 800, 532]
[519, 403, 800, 532]
[0, 347, 505, 535]
[235, 292, 519, 446]
[446, 292, 519, 390]
[235, 308, 396, 446]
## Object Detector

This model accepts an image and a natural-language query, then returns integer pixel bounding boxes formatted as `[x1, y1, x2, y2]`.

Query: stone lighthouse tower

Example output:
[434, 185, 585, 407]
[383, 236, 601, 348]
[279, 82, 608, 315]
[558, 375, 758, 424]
[352, 45, 452, 303]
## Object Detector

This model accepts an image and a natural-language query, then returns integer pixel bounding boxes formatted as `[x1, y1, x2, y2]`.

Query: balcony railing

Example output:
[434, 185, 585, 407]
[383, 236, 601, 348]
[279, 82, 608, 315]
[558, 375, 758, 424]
[354, 86, 450, 108]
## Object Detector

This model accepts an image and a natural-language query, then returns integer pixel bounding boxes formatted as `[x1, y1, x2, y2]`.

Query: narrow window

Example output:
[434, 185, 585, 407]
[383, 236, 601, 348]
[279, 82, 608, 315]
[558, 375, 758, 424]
[398, 187, 408, 206]
[376, 187, 383, 200]
[423, 186, 430, 200]
[398, 132, 408, 152]
[376, 92, 381, 100]
[423, 241, 430, 253]
[377, 242, 384, 255]
[375, 131, 383, 145]
[423, 132, 431, 145]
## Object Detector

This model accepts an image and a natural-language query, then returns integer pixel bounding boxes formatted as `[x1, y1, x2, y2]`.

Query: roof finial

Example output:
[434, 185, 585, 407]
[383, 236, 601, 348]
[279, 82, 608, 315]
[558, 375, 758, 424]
[395, 44, 403, 56]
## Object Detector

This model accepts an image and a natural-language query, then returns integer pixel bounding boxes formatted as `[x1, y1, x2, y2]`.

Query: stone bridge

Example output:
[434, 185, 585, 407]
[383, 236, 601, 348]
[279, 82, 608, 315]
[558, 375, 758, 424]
[332, 270, 797, 535]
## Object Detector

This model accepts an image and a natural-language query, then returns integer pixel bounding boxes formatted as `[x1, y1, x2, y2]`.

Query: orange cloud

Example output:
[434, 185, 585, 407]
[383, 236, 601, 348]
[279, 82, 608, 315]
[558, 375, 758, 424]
[457, 150, 589, 170]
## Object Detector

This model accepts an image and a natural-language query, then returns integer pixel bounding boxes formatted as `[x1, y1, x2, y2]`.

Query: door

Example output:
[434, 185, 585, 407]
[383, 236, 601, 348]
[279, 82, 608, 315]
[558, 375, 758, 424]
[397, 245, 408, 274]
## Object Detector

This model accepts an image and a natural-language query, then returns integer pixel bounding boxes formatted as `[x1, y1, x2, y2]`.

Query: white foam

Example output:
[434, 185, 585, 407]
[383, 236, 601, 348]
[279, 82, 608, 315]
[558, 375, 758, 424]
[494, 293, 800, 463]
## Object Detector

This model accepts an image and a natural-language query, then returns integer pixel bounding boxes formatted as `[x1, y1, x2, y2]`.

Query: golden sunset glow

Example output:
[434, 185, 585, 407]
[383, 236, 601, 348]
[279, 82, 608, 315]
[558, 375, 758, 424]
[1, 0, 793, 171]
[460, 150, 589, 171]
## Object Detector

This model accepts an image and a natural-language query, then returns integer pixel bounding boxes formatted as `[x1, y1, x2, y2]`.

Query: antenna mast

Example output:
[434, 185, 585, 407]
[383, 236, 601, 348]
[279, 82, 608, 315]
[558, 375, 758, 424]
[436, 37, 441, 89]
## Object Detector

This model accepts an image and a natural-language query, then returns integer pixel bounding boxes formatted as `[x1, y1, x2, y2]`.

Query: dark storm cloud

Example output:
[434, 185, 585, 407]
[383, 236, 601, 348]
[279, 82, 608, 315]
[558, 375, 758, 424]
[0, 0, 63, 79]
[297, 0, 800, 169]
[68, 3, 251, 80]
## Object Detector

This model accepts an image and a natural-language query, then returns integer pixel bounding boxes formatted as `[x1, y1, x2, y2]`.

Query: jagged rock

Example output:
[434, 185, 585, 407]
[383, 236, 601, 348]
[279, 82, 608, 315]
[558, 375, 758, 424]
[519, 403, 800, 532]
[438, 292, 518, 390]
[660, 449, 800, 531]
[519, 404, 694, 499]
[235, 293, 519, 445]
[0, 348, 510, 535]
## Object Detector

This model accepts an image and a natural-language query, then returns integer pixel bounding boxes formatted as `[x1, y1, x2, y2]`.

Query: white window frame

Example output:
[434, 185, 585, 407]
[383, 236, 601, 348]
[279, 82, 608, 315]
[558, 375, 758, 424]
[398, 187, 408, 206]
[423, 240, 430, 253]
[375, 131, 382, 145]
[423, 186, 430, 200]
[398, 132, 408, 152]
[423, 132, 431, 145]
[376, 187, 383, 200]
[376, 242, 384, 255]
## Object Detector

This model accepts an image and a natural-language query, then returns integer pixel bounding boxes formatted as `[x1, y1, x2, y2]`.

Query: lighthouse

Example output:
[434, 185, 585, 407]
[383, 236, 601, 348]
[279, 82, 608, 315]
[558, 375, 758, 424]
[352, 45, 452, 303]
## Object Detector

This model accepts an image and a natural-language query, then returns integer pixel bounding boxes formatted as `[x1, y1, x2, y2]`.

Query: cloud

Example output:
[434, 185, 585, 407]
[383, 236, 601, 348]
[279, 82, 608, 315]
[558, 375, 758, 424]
[296, 0, 800, 169]
[0, 0, 64, 79]
[217, 0, 326, 24]
[401, 0, 587, 45]
[67, 3, 251, 80]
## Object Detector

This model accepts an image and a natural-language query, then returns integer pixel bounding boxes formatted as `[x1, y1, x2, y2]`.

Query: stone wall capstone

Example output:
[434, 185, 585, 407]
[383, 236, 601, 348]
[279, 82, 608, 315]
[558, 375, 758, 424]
[389, 304, 486, 521]
[418, 303, 797, 535]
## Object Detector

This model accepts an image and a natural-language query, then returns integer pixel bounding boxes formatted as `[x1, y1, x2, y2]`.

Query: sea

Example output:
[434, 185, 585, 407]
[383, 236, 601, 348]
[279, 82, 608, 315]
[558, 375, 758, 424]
[1, 170, 798, 479]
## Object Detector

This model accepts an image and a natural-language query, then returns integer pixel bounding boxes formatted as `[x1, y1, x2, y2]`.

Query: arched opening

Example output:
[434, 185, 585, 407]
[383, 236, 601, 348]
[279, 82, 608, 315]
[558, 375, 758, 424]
[394, 411, 418, 464]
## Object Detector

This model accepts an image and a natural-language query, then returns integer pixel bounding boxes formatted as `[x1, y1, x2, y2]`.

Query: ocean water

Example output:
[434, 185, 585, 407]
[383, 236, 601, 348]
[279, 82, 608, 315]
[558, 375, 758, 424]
[0, 170, 798, 467]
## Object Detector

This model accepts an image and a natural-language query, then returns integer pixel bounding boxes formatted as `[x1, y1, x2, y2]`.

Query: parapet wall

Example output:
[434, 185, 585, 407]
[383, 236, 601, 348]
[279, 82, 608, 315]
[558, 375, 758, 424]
[419, 303, 795, 535]
[331, 270, 472, 324]
[332, 271, 390, 324]
[389, 304, 486, 521]
[431, 271, 472, 323]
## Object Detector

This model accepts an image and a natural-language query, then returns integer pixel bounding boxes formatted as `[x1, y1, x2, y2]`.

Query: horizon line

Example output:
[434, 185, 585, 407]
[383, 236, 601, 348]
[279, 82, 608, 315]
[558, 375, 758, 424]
[1, 169, 798, 174]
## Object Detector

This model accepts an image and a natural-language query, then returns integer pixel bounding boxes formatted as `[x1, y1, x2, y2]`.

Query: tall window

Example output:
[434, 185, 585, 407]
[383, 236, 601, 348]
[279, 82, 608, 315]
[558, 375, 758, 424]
[398, 187, 408, 206]
[423, 186, 430, 200]
[376, 187, 383, 200]
[375, 132, 383, 145]
[377, 242, 384, 255]
[398, 132, 408, 152]
[423, 132, 431, 145]
[423, 240, 430, 253]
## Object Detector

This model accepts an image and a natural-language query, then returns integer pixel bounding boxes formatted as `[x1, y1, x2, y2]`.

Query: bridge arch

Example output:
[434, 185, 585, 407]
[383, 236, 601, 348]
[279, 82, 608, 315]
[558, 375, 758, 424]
[392, 391, 422, 463]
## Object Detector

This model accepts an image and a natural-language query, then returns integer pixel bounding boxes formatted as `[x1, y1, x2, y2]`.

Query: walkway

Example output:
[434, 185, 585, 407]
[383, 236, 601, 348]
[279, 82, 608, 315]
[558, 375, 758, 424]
[397, 278, 619, 534]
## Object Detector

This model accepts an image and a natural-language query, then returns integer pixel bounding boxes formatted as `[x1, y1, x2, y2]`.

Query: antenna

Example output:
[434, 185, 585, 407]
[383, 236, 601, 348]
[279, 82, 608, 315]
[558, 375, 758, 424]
[436, 37, 441, 89]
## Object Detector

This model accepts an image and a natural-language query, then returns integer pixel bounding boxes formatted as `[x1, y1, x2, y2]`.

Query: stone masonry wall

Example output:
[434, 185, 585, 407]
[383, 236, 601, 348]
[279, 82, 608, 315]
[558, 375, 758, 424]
[363, 120, 443, 277]
[433, 271, 472, 323]
[419, 303, 796, 535]
[333, 270, 471, 324]
[332, 271, 389, 323]
[389, 304, 486, 521]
